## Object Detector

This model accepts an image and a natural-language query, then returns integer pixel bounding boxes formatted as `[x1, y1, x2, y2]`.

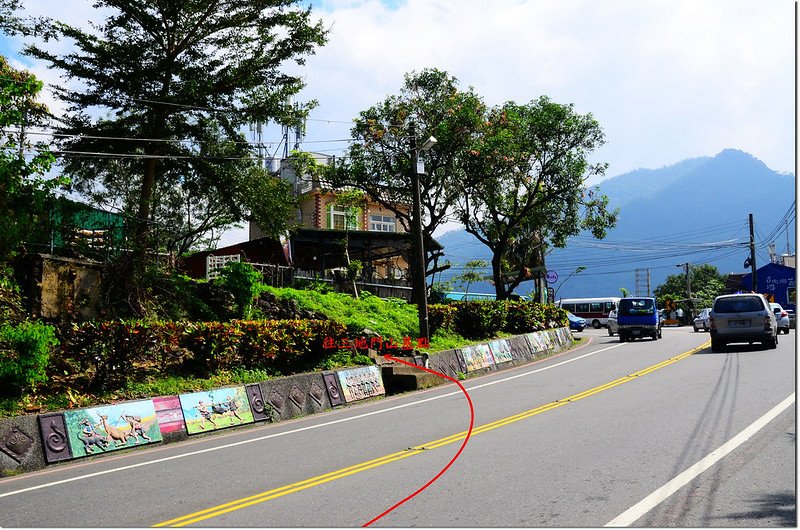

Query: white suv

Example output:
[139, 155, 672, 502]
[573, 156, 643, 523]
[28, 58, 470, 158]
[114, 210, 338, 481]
[709, 294, 778, 352]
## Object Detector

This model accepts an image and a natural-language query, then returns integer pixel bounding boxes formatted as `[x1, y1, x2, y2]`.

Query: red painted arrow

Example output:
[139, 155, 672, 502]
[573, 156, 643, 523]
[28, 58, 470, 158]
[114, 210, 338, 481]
[362, 355, 475, 527]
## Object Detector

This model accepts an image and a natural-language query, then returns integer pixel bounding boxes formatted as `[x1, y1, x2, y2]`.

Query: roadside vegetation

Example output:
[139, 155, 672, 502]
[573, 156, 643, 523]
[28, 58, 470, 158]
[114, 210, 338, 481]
[0, 261, 568, 419]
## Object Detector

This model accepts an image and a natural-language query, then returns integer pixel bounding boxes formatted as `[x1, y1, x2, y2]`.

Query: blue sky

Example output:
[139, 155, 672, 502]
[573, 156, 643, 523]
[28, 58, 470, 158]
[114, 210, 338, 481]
[1, 0, 795, 243]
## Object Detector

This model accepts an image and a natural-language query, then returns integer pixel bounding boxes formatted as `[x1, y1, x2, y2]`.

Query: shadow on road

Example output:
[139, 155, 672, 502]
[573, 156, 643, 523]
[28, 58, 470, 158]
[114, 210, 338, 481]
[714, 491, 797, 527]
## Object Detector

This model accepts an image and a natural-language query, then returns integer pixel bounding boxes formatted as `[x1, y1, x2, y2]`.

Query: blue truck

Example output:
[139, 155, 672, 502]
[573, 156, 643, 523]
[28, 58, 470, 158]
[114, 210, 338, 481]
[617, 297, 662, 341]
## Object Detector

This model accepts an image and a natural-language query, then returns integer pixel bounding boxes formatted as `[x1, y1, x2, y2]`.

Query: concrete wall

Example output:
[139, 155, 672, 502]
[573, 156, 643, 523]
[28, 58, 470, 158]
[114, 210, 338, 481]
[0, 327, 573, 477]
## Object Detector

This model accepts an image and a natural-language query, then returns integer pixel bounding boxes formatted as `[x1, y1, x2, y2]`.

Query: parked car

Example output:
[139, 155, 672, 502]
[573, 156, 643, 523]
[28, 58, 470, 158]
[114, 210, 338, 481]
[567, 311, 586, 332]
[607, 309, 618, 336]
[709, 293, 778, 352]
[787, 309, 796, 329]
[616, 297, 661, 341]
[769, 302, 791, 334]
[693, 308, 712, 332]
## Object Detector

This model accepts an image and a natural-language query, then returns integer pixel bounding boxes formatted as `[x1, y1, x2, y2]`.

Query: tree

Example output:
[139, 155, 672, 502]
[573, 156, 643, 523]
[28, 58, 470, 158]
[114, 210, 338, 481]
[452, 259, 488, 299]
[654, 263, 726, 308]
[457, 98, 618, 300]
[332, 189, 367, 299]
[0, 55, 61, 263]
[14, 0, 327, 311]
[325, 69, 487, 303]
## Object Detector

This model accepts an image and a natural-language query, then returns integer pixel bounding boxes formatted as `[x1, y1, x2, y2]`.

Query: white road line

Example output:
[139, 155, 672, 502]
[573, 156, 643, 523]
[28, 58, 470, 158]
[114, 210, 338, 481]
[0, 341, 626, 499]
[605, 392, 796, 527]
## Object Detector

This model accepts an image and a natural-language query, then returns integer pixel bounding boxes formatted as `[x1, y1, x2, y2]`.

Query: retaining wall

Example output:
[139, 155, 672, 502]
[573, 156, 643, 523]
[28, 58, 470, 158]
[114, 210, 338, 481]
[0, 327, 573, 476]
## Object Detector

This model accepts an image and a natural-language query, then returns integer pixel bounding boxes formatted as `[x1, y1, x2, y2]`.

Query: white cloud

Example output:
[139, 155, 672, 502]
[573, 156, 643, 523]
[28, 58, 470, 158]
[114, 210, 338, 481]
[295, 0, 794, 177]
[0, 0, 794, 247]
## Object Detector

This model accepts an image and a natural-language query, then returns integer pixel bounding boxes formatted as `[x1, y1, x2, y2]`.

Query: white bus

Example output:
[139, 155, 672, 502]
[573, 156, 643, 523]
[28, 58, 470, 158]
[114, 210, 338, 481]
[557, 297, 621, 329]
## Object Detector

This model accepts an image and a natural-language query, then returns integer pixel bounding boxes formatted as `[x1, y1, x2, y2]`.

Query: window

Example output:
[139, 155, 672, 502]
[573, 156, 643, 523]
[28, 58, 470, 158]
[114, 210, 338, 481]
[619, 298, 655, 316]
[576, 303, 589, 313]
[562, 303, 575, 312]
[590, 302, 602, 312]
[370, 214, 396, 232]
[330, 205, 358, 230]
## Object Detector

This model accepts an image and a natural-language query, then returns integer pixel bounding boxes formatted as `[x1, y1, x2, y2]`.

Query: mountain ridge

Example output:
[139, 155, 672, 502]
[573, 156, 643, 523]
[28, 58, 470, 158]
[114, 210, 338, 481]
[435, 148, 795, 299]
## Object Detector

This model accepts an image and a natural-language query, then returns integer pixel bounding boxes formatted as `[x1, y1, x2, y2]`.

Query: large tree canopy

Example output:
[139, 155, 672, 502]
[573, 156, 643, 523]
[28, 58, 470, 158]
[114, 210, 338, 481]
[325, 68, 487, 297]
[16, 0, 327, 258]
[457, 97, 618, 300]
[654, 263, 727, 308]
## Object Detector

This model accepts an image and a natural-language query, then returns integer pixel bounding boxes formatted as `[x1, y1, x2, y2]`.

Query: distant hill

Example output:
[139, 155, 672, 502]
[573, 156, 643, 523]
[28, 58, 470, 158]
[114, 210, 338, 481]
[435, 149, 796, 299]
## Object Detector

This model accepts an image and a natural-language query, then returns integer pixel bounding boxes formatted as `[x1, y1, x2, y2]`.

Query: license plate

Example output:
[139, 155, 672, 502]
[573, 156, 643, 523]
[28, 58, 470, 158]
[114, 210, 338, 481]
[632, 330, 640, 335]
[730, 320, 751, 328]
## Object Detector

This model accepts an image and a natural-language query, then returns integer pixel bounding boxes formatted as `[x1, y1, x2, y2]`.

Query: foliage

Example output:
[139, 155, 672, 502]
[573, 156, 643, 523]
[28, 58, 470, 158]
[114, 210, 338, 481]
[0, 266, 25, 324]
[0, 55, 63, 263]
[56, 318, 350, 392]
[13, 1, 328, 312]
[654, 264, 727, 308]
[503, 301, 567, 334]
[100, 261, 235, 321]
[451, 301, 508, 340]
[620, 287, 630, 298]
[429, 280, 453, 304]
[428, 303, 457, 335]
[456, 97, 618, 299]
[0, 320, 58, 395]
[452, 260, 488, 297]
[216, 261, 267, 319]
[325, 68, 487, 291]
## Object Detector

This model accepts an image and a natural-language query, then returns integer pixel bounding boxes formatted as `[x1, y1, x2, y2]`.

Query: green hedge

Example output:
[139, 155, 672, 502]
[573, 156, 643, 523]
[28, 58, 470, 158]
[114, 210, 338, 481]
[430, 300, 567, 339]
[56, 319, 349, 392]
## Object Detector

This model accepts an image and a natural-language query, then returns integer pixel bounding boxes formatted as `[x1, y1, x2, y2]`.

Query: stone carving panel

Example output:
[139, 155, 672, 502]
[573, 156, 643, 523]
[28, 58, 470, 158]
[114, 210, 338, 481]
[38, 413, 72, 463]
[0, 425, 34, 463]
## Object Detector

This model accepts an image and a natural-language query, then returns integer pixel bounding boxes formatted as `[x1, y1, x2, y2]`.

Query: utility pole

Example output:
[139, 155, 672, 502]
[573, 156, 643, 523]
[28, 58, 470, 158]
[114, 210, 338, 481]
[749, 213, 757, 291]
[676, 263, 691, 299]
[409, 122, 430, 342]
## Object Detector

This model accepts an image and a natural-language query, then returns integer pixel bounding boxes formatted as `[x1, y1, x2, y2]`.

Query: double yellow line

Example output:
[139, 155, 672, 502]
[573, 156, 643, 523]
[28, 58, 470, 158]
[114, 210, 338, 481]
[154, 341, 708, 527]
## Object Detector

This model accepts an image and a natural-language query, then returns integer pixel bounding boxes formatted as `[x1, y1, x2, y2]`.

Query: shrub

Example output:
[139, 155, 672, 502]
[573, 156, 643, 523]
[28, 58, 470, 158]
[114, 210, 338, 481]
[58, 320, 165, 391]
[0, 321, 59, 395]
[216, 262, 266, 319]
[503, 301, 542, 334]
[55, 318, 352, 393]
[452, 301, 507, 340]
[180, 321, 244, 377]
[429, 304, 456, 334]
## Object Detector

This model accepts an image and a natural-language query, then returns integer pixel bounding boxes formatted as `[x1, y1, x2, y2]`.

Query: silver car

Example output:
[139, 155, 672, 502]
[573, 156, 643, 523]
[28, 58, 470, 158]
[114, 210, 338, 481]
[709, 294, 778, 352]
[692, 308, 712, 332]
[770, 302, 791, 334]
[607, 309, 618, 336]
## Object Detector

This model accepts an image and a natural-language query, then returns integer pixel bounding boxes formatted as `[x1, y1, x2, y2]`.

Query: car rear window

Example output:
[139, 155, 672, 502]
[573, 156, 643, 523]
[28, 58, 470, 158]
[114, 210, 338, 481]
[713, 296, 764, 313]
[619, 298, 655, 316]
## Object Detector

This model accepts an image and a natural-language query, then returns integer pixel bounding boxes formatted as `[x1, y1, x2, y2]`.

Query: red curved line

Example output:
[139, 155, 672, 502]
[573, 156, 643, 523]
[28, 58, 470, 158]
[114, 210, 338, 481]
[362, 355, 475, 527]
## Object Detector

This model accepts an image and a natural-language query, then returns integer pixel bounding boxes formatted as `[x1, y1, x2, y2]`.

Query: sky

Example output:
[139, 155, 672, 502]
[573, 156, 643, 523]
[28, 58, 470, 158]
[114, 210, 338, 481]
[1, 0, 796, 245]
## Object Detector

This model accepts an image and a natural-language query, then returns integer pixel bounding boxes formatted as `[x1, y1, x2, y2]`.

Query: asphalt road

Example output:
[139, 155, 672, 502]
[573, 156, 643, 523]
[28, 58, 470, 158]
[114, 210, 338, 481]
[0, 326, 794, 527]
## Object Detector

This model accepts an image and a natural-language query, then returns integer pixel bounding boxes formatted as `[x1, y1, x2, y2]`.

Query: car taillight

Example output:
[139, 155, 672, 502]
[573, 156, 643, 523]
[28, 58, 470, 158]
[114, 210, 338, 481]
[781, 311, 788, 318]
[709, 316, 716, 330]
[764, 316, 771, 331]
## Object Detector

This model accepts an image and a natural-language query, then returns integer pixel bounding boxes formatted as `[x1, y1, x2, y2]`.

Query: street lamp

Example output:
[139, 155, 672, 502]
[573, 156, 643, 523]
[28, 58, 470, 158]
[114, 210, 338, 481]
[410, 122, 436, 341]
